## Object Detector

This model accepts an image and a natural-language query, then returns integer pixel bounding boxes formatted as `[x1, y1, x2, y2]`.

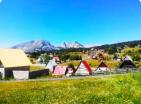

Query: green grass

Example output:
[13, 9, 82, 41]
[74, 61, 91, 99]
[60, 59, 119, 69]
[0, 73, 141, 104]
[30, 65, 46, 71]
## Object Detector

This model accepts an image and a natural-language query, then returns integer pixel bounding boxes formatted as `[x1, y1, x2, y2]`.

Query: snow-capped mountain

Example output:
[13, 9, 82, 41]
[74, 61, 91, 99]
[60, 41, 85, 48]
[12, 40, 56, 53]
[12, 40, 85, 53]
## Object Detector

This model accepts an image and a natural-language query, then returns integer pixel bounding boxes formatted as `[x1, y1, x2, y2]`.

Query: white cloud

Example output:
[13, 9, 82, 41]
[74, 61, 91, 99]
[139, 0, 141, 3]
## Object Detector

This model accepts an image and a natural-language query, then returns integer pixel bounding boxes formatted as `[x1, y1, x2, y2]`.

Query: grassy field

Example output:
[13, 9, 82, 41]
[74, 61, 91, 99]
[30, 65, 46, 71]
[0, 73, 141, 104]
[60, 59, 119, 69]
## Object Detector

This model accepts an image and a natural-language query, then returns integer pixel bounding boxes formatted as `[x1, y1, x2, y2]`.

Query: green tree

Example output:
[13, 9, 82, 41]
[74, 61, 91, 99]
[113, 54, 118, 60]
[138, 49, 141, 53]
[39, 53, 51, 64]
[133, 54, 141, 62]
[70, 55, 82, 60]
[61, 55, 70, 62]
[107, 46, 117, 54]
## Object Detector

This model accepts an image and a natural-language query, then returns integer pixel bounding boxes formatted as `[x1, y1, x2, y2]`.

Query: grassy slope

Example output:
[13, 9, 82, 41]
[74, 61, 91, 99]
[60, 59, 119, 69]
[0, 73, 141, 104]
[30, 66, 46, 71]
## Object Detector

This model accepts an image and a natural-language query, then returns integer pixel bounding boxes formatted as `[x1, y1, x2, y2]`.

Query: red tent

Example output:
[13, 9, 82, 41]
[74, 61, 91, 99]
[75, 60, 92, 75]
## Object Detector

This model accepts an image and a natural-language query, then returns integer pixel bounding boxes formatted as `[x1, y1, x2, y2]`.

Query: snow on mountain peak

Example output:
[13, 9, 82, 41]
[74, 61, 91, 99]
[12, 40, 85, 53]
[60, 41, 85, 48]
[12, 40, 56, 53]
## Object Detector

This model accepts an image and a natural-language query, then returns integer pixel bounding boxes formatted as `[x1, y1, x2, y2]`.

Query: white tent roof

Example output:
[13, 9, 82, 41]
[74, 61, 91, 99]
[75, 60, 92, 75]
[46, 59, 57, 72]
[0, 48, 32, 68]
[124, 55, 133, 61]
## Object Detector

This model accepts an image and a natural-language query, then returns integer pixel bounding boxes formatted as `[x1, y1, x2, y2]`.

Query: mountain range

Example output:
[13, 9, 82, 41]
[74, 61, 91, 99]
[12, 40, 141, 53]
[12, 40, 85, 53]
[92, 40, 141, 50]
[60, 41, 84, 48]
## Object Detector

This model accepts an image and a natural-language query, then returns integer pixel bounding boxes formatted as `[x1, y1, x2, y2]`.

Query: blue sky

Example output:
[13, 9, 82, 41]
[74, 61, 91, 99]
[0, 0, 141, 47]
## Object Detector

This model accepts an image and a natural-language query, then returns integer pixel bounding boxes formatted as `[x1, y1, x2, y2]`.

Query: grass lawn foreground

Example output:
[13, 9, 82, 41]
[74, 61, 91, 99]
[0, 73, 141, 104]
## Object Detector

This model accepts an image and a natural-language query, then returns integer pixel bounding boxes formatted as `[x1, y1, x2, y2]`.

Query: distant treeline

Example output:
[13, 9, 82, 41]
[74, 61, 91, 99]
[29, 40, 141, 58]
[29, 48, 87, 59]
[93, 40, 141, 50]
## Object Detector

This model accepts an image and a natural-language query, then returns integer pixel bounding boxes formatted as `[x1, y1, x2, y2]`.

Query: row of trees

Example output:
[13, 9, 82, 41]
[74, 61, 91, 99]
[36, 53, 82, 64]
[95, 40, 141, 50]
[60, 54, 82, 62]
[29, 48, 87, 58]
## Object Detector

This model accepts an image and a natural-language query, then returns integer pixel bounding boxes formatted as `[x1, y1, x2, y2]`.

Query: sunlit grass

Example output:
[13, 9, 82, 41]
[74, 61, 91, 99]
[0, 73, 141, 104]
[60, 59, 119, 69]
[30, 65, 46, 71]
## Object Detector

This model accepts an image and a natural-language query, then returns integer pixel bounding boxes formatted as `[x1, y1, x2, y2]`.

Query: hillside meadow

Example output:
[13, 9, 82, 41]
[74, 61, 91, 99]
[0, 73, 141, 104]
[61, 59, 120, 69]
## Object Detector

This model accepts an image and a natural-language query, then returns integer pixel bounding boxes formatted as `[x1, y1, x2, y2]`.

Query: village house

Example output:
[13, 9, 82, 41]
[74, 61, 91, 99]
[95, 61, 110, 72]
[0, 49, 32, 79]
[75, 60, 92, 75]
[119, 55, 136, 69]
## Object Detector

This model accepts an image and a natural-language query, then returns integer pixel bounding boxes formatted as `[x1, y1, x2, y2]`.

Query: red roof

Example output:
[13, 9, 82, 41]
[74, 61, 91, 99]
[82, 60, 92, 74]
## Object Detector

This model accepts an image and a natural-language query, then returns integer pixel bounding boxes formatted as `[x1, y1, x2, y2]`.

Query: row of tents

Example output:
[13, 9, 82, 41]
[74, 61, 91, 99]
[46, 55, 137, 76]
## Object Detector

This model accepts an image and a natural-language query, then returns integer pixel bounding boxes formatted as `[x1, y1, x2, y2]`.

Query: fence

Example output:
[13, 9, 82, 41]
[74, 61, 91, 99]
[92, 68, 141, 76]
[29, 69, 49, 78]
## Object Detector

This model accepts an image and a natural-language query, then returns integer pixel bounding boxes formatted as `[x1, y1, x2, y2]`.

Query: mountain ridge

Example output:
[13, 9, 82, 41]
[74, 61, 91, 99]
[11, 39, 141, 53]
[12, 40, 85, 53]
[59, 41, 84, 49]
[12, 40, 56, 53]
[91, 40, 141, 50]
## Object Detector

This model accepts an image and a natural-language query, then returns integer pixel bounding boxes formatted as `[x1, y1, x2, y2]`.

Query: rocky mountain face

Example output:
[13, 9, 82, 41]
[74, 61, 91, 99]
[12, 40, 56, 53]
[60, 41, 85, 49]
[12, 40, 85, 53]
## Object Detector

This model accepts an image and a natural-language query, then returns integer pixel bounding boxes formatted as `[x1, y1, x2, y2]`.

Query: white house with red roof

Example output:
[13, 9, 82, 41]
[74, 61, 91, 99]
[75, 60, 92, 75]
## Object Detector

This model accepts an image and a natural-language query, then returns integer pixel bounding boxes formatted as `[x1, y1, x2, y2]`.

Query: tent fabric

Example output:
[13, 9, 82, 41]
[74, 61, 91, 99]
[97, 62, 108, 68]
[75, 60, 92, 75]
[53, 57, 60, 61]
[46, 60, 57, 72]
[96, 67, 108, 71]
[82, 60, 92, 73]
[65, 65, 75, 75]
[124, 55, 132, 61]
[65, 68, 74, 77]
[53, 66, 67, 75]
[96, 62, 109, 71]
[119, 56, 136, 69]
[0, 49, 32, 68]
[119, 60, 136, 68]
